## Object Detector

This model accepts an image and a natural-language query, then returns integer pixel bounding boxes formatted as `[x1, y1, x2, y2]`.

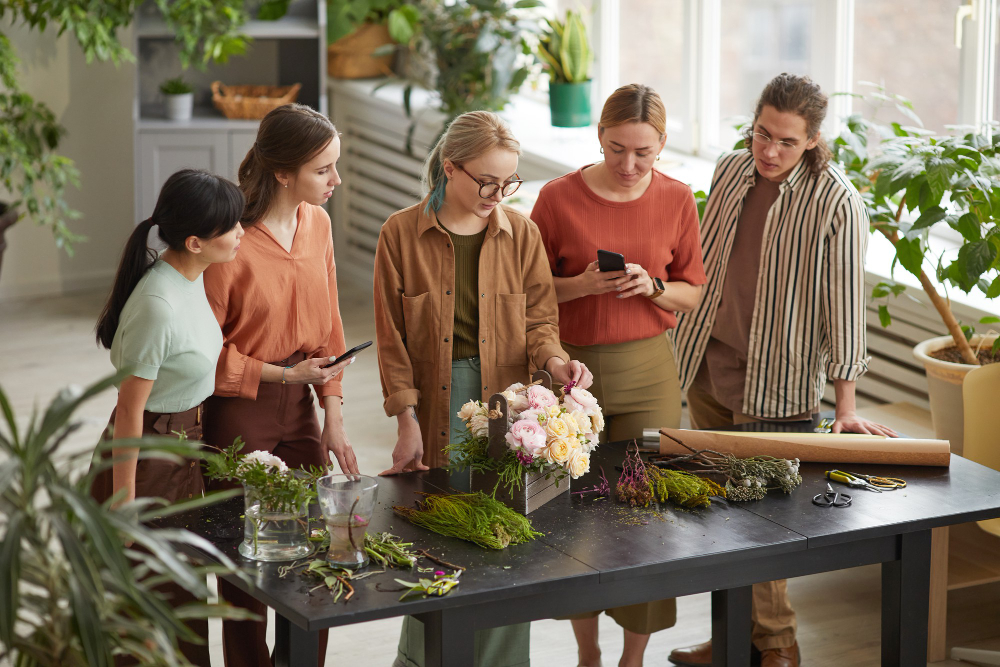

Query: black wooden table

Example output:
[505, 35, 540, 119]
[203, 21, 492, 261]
[176, 424, 1000, 667]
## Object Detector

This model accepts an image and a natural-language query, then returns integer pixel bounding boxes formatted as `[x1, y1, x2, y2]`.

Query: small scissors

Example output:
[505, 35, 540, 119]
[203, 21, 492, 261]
[813, 483, 852, 508]
[841, 471, 907, 490]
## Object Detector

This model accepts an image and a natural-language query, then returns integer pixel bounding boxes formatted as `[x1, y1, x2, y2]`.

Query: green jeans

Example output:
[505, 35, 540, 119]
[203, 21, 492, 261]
[394, 358, 531, 667]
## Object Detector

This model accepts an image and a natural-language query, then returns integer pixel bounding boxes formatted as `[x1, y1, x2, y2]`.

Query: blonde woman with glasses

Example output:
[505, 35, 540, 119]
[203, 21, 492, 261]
[375, 110, 593, 667]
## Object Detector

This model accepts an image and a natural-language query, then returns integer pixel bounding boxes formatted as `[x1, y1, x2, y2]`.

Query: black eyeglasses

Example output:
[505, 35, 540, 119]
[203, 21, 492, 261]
[456, 165, 522, 199]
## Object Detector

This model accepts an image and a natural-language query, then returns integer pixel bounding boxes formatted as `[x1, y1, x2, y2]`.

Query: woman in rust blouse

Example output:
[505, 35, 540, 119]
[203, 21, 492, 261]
[203, 103, 355, 667]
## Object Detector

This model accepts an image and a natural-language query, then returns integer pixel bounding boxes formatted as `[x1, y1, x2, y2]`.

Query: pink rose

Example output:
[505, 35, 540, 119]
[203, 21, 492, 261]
[564, 386, 599, 414]
[505, 419, 547, 455]
[527, 385, 558, 410]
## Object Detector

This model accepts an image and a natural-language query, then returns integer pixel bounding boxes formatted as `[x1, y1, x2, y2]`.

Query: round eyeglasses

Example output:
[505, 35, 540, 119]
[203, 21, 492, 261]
[456, 165, 522, 199]
[751, 132, 800, 152]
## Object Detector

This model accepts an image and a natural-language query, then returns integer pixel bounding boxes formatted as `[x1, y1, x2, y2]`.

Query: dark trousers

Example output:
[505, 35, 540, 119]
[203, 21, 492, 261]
[204, 352, 330, 667]
[91, 404, 210, 667]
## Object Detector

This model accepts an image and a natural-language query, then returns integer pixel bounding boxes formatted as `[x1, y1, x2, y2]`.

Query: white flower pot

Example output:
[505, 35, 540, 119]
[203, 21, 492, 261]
[163, 92, 194, 121]
[913, 333, 999, 455]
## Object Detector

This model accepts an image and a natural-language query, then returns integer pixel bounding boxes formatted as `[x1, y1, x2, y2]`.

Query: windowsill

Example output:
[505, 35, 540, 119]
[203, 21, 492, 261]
[330, 77, 998, 319]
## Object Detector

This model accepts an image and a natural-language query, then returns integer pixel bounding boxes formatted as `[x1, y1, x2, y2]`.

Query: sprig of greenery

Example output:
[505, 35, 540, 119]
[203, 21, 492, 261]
[203, 438, 322, 514]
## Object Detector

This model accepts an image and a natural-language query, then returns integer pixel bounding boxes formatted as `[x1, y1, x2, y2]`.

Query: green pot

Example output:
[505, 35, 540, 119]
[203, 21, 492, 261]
[549, 81, 592, 128]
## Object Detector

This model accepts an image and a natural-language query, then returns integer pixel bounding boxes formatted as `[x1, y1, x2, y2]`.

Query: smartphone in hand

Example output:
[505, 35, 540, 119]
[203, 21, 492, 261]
[322, 340, 373, 368]
[597, 249, 626, 272]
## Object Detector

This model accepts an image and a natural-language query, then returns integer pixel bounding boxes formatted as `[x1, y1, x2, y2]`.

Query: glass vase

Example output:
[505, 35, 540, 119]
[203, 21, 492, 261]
[238, 483, 314, 562]
[316, 474, 379, 569]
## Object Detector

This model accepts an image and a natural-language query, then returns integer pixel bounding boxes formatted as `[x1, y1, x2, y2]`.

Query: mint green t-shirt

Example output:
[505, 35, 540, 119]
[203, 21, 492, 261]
[110, 260, 223, 414]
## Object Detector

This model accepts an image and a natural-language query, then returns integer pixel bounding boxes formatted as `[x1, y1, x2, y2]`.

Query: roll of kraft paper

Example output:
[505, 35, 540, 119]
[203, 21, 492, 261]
[659, 428, 951, 467]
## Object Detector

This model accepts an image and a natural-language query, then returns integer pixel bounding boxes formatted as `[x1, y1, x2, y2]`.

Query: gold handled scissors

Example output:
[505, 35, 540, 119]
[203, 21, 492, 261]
[842, 471, 906, 490]
[825, 470, 884, 493]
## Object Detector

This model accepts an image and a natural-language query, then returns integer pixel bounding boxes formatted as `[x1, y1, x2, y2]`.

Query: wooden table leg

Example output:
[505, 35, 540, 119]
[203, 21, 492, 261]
[273, 613, 319, 667]
[927, 526, 949, 662]
[420, 608, 476, 667]
[882, 530, 932, 667]
[712, 586, 753, 667]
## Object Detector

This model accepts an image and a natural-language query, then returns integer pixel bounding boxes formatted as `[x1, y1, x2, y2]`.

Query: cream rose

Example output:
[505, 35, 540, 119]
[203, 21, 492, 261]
[545, 415, 570, 439]
[590, 410, 605, 434]
[567, 448, 591, 478]
[457, 400, 480, 422]
[543, 437, 573, 464]
[545, 405, 563, 419]
[568, 410, 591, 435]
[470, 414, 490, 438]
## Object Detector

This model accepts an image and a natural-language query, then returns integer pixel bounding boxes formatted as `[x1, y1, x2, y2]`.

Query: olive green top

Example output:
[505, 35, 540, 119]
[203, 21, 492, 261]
[444, 225, 488, 360]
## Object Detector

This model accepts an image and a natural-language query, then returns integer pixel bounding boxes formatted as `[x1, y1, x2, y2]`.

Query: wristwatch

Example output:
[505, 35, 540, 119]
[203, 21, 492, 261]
[647, 276, 665, 300]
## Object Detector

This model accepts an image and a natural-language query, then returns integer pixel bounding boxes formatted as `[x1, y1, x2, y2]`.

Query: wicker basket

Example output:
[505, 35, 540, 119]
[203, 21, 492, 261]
[328, 22, 394, 79]
[210, 81, 301, 120]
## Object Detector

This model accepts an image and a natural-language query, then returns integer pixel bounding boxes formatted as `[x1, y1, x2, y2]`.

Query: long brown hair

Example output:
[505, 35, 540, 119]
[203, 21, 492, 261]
[743, 73, 832, 177]
[599, 83, 667, 136]
[423, 111, 521, 212]
[96, 169, 244, 349]
[238, 103, 337, 225]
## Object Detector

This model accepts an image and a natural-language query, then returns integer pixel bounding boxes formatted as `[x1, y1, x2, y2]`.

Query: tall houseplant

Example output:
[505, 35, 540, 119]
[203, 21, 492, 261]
[537, 9, 592, 127]
[0, 374, 251, 666]
[830, 85, 1000, 448]
[0, 0, 258, 270]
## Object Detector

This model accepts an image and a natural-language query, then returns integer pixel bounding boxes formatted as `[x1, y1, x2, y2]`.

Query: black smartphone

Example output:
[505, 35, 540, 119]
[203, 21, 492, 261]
[322, 340, 373, 368]
[597, 249, 626, 272]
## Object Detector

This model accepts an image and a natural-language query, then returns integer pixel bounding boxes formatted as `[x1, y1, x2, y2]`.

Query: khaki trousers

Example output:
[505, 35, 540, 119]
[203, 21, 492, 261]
[686, 380, 798, 651]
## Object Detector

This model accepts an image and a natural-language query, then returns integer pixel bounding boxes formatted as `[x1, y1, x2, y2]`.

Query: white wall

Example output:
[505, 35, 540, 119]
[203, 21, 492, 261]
[0, 20, 135, 301]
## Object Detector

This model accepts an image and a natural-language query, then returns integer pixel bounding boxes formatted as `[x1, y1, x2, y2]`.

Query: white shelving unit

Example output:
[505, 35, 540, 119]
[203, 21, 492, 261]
[133, 0, 327, 221]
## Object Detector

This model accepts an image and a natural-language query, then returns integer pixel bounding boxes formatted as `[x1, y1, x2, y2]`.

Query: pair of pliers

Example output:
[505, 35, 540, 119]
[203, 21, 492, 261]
[825, 470, 883, 493]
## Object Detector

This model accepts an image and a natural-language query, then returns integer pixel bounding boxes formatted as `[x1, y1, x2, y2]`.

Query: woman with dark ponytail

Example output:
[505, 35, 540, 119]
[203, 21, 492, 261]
[91, 168, 245, 666]
[202, 103, 355, 667]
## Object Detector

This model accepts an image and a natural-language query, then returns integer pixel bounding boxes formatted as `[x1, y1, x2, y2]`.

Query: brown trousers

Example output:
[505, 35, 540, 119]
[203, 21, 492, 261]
[91, 404, 210, 667]
[686, 379, 799, 651]
[203, 351, 330, 667]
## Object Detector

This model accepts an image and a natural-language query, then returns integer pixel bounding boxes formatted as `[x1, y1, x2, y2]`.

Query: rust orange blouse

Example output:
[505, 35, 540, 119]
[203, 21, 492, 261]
[204, 203, 347, 400]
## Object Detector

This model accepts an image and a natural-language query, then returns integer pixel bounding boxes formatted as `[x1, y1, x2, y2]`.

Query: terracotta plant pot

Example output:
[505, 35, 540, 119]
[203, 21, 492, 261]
[327, 22, 394, 79]
[913, 333, 999, 455]
[0, 203, 19, 283]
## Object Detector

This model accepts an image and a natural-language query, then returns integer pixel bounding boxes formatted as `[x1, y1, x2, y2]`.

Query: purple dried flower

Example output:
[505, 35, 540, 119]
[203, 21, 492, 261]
[515, 450, 534, 466]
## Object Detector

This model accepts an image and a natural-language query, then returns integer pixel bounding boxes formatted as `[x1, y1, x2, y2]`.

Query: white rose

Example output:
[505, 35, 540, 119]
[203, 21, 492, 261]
[469, 414, 490, 438]
[590, 410, 605, 434]
[240, 450, 289, 473]
[457, 400, 480, 422]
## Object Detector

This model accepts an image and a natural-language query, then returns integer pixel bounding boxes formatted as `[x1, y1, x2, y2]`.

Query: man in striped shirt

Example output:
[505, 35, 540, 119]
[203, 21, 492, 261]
[669, 74, 897, 667]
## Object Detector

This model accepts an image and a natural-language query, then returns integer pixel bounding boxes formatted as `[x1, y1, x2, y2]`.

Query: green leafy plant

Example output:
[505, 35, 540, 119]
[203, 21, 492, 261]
[537, 9, 591, 84]
[398, 0, 542, 118]
[159, 76, 194, 96]
[0, 374, 251, 666]
[327, 0, 419, 45]
[0, 0, 260, 254]
[830, 83, 1000, 364]
[204, 439, 323, 514]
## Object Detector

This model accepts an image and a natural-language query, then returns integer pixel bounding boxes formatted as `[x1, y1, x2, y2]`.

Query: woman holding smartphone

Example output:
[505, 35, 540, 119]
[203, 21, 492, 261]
[202, 103, 355, 667]
[531, 84, 707, 667]
[92, 168, 245, 666]
[375, 110, 592, 667]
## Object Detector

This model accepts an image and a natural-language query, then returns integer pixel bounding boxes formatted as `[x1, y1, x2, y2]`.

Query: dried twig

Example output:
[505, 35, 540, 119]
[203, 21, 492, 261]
[417, 548, 466, 572]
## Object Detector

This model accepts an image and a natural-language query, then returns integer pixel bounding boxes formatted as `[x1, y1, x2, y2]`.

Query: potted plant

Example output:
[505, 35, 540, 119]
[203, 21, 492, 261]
[397, 0, 541, 119]
[831, 84, 1000, 451]
[160, 77, 195, 121]
[0, 0, 255, 267]
[537, 9, 592, 127]
[325, 0, 418, 79]
[0, 375, 251, 665]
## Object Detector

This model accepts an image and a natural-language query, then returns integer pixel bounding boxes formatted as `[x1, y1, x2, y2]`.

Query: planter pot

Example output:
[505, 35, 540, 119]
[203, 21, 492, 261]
[549, 80, 592, 128]
[163, 92, 194, 121]
[238, 483, 314, 562]
[0, 203, 18, 283]
[913, 334, 999, 455]
[470, 370, 570, 515]
[327, 22, 394, 79]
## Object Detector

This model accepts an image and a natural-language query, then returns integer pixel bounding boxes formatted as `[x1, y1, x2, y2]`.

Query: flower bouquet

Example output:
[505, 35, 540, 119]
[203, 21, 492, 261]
[445, 370, 604, 514]
[205, 439, 324, 561]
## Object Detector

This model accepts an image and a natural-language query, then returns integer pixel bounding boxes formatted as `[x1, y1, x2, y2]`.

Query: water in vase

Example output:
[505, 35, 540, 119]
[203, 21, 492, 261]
[239, 502, 314, 562]
[325, 513, 370, 569]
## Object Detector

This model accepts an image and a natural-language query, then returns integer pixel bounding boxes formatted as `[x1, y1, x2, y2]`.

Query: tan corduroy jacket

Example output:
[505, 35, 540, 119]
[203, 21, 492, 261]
[374, 199, 570, 468]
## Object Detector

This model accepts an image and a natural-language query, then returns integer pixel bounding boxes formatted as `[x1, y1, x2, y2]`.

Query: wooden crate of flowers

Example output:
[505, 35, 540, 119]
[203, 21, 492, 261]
[449, 371, 604, 515]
